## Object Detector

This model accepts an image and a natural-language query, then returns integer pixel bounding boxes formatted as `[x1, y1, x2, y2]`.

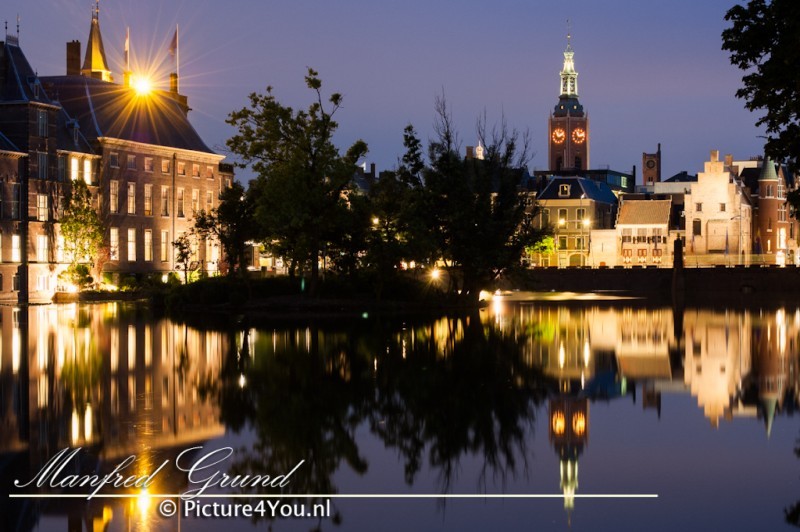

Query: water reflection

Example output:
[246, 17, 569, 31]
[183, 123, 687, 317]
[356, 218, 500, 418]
[0, 300, 798, 530]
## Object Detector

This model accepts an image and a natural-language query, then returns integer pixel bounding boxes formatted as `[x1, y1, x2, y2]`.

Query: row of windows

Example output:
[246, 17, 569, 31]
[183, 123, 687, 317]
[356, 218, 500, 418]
[109, 228, 219, 264]
[109, 153, 216, 179]
[31, 153, 94, 183]
[109, 181, 215, 216]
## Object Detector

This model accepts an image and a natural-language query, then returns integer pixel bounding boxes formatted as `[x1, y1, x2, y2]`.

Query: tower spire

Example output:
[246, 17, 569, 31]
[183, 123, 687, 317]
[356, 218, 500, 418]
[560, 27, 578, 97]
[81, 1, 112, 82]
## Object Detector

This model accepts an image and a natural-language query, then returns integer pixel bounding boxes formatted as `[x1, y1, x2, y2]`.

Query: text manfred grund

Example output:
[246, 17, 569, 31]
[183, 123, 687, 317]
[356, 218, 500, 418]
[14, 446, 304, 499]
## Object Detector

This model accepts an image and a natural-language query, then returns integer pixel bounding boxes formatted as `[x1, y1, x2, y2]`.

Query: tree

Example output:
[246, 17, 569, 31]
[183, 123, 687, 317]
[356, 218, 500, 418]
[173, 232, 196, 284]
[193, 181, 256, 277]
[227, 68, 367, 293]
[415, 96, 546, 300]
[722, 1, 800, 213]
[60, 179, 104, 280]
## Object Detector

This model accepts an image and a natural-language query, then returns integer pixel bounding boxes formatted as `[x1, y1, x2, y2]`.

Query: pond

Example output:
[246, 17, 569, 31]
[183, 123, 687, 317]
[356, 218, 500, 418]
[1, 298, 798, 531]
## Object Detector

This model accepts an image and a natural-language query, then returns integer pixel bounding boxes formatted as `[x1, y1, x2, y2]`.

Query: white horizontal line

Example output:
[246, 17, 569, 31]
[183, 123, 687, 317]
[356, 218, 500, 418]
[9, 493, 658, 499]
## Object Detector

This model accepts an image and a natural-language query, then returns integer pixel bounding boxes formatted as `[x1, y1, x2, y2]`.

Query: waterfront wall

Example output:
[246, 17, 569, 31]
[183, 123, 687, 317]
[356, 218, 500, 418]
[512, 265, 800, 304]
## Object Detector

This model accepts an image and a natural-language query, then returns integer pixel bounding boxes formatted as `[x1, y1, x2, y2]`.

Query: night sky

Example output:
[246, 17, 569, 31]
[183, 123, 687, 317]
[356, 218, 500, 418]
[3, 0, 762, 183]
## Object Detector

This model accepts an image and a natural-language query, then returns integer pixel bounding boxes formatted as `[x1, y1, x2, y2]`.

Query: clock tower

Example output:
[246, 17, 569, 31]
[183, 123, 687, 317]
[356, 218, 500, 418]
[549, 34, 589, 172]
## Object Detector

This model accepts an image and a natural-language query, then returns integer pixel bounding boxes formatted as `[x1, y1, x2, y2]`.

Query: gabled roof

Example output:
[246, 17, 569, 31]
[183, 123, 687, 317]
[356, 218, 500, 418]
[0, 41, 56, 105]
[42, 76, 215, 154]
[538, 176, 617, 204]
[617, 199, 671, 226]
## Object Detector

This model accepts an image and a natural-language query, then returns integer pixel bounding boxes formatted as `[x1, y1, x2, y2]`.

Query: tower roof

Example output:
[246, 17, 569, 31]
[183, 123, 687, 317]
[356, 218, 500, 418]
[81, 3, 112, 82]
[759, 156, 778, 181]
[554, 33, 583, 117]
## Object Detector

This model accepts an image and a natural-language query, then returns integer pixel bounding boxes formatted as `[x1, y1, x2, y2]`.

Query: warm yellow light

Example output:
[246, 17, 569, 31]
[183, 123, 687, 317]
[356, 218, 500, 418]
[372, 217, 380, 226]
[551, 411, 566, 435]
[558, 219, 566, 226]
[572, 412, 586, 436]
[583, 218, 591, 227]
[132, 76, 153, 95]
[136, 488, 152, 515]
[431, 268, 441, 281]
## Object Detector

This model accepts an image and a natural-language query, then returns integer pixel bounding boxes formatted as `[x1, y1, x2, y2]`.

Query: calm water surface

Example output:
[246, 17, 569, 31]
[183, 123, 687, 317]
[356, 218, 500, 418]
[1, 298, 799, 531]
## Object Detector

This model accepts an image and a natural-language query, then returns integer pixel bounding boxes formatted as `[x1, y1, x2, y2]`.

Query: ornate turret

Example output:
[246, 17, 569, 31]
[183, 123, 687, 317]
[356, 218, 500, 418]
[755, 154, 788, 258]
[80, 1, 112, 82]
[548, 31, 589, 171]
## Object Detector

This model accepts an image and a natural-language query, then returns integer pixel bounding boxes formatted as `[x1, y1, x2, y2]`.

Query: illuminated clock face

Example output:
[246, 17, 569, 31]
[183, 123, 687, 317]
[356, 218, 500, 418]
[572, 128, 586, 144]
[552, 128, 566, 144]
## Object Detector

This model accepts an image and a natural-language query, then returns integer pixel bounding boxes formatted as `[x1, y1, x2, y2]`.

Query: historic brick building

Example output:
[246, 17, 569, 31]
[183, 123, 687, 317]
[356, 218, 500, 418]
[0, 9, 233, 301]
[548, 34, 589, 172]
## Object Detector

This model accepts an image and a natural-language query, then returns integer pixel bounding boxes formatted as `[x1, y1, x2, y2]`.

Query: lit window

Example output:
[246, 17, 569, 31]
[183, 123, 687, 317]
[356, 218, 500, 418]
[144, 157, 154, 172]
[110, 227, 119, 260]
[192, 164, 200, 178]
[127, 228, 136, 262]
[12, 234, 21, 262]
[177, 188, 185, 218]
[37, 235, 47, 262]
[71, 157, 79, 181]
[144, 229, 152, 261]
[191, 189, 199, 213]
[144, 184, 153, 216]
[160, 230, 169, 262]
[37, 194, 47, 221]
[127, 155, 137, 170]
[83, 159, 92, 184]
[161, 159, 170, 174]
[205, 166, 214, 179]
[177, 162, 186, 176]
[127, 183, 136, 214]
[559, 184, 570, 197]
[110, 180, 119, 213]
[161, 187, 170, 216]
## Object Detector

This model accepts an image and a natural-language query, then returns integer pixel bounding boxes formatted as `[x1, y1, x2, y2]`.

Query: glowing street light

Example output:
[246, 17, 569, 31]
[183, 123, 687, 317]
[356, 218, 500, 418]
[132, 75, 153, 95]
[430, 268, 441, 281]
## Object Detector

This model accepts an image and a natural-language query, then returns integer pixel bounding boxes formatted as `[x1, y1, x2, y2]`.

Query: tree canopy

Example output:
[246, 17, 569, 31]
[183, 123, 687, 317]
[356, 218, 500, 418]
[227, 68, 367, 292]
[60, 179, 104, 270]
[722, 0, 800, 170]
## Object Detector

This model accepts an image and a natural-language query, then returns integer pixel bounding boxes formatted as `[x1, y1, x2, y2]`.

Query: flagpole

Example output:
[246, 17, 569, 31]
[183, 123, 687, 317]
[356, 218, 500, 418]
[176, 24, 179, 84]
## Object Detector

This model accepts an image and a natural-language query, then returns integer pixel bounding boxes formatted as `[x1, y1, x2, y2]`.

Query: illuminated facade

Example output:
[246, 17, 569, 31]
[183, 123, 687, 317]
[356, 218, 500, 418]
[548, 35, 589, 172]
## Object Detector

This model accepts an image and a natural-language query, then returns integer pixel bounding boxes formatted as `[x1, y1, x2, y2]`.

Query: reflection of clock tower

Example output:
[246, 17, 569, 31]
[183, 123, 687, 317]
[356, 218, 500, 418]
[549, 34, 589, 172]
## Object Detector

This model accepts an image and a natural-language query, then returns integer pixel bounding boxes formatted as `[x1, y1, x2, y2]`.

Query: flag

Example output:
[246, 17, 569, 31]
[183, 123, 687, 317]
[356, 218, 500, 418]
[168, 26, 178, 58]
[124, 27, 130, 70]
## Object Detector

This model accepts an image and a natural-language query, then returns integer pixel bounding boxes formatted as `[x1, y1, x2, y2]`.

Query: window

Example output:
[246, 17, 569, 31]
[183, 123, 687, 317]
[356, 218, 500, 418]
[161, 186, 170, 216]
[127, 155, 137, 170]
[637, 249, 648, 257]
[57, 236, 64, 263]
[37, 194, 47, 221]
[192, 164, 200, 178]
[206, 190, 213, 212]
[558, 236, 567, 249]
[127, 183, 136, 214]
[110, 152, 119, 168]
[541, 208, 550, 228]
[177, 188, 185, 217]
[144, 157, 154, 173]
[205, 166, 214, 179]
[144, 184, 153, 216]
[693, 219, 702, 236]
[557, 208, 568, 226]
[110, 227, 119, 260]
[576, 208, 586, 229]
[177, 162, 186, 176]
[719, 203, 726, 212]
[779, 206, 787, 222]
[653, 228, 664, 244]
[575, 236, 585, 250]
[38, 152, 47, 179]
[160, 230, 169, 262]
[161, 159, 171, 174]
[110, 180, 119, 213]
[559, 184, 571, 197]
[778, 181, 785, 199]
[12, 234, 21, 262]
[127, 228, 136, 262]
[636, 228, 647, 244]
[144, 229, 153, 261]
[37, 235, 47, 262]
[38, 110, 48, 137]
[191, 189, 199, 213]
[83, 159, 92, 184]
[71, 157, 79, 181]
[695, 203, 702, 212]
[10, 184, 20, 219]
[58, 155, 66, 181]
[622, 228, 632, 243]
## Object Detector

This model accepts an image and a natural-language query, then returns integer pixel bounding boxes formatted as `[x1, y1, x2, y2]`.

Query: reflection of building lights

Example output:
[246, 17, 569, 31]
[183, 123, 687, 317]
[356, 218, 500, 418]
[551, 411, 566, 435]
[85, 404, 93, 442]
[238, 374, 246, 389]
[136, 488, 152, 515]
[71, 408, 80, 445]
[572, 412, 586, 436]
[559, 343, 565, 369]
[492, 296, 503, 316]
[583, 340, 590, 366]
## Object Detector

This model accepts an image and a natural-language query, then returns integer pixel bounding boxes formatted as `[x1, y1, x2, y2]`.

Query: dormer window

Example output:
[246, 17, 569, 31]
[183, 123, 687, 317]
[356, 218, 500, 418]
[559, 184, 571, 197]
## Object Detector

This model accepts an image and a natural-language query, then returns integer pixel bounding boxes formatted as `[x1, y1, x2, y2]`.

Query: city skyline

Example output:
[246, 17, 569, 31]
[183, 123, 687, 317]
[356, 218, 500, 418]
[3, 0, 765, 182]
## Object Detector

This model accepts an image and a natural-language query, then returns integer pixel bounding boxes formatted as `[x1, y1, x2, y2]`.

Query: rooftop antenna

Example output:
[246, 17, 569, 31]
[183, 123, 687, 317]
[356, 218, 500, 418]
[16, 13, 19, 38]
[566, 18, 572, 49]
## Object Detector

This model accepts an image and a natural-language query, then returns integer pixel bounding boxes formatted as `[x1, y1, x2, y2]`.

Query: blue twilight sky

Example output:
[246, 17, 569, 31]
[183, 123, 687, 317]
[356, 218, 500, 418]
[3, 0, 762, 184]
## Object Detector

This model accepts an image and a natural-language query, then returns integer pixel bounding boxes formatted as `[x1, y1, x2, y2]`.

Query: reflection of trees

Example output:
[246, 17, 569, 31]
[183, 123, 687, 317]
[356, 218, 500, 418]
[370, 313, 550, 491]
[786, 436, 800, 527]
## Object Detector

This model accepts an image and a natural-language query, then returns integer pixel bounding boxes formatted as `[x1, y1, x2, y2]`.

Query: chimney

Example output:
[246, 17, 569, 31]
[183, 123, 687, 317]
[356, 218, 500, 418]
[369, 163, 376, 178]
[710, 150, 719, 162]
[466, 146, 474, 159]
[724, 154, 733, 168]
[170, 72, 178, 94]
[67, 40, 81, 75]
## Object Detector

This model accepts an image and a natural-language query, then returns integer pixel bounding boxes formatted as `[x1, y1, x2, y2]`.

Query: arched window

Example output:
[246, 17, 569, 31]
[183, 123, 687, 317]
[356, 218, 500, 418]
[692, 219, 702, 236]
